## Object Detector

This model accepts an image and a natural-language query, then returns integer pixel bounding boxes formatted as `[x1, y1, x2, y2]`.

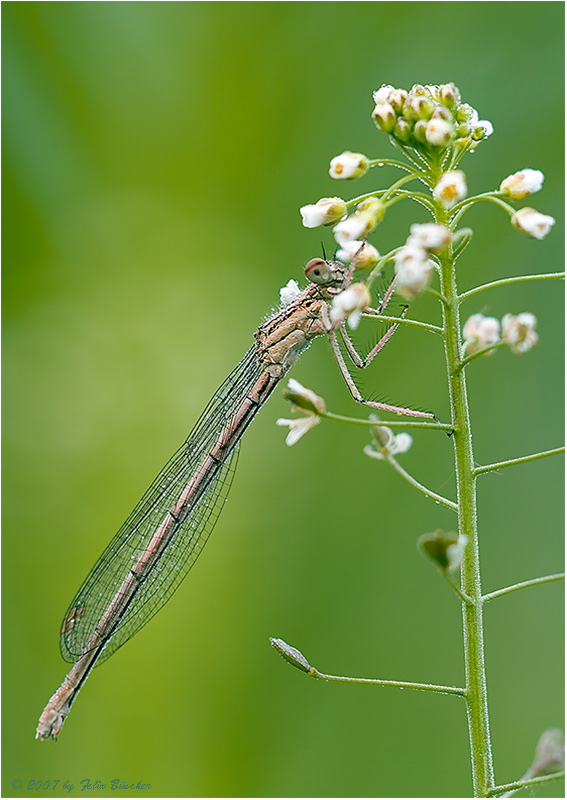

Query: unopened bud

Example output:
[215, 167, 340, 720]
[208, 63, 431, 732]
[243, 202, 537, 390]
[269, 638, 314, 674]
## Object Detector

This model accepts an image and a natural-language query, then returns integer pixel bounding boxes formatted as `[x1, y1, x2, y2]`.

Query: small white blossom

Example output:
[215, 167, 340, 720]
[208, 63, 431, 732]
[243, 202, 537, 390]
[330, 283, 371, 329]
[329, 151, 369, 180]
[372, 84, 395, 105]
[394, 245, 433, 301]
[501, 312, 538, 355]
[500, 169, 544, 200]
[408, 223, 452, 252]
[300, 196, 347, 228]
[364, 422, 413, 461]
[282, 378, 326, 415]
[335, 240, 380, 269]
[425, 118, 453, 147]
[434, 170, 467, 209]
[511, 207, 555, 239]
[279, 279, 302, 307]
[333, 211, 376, 244]
[462, 313, 500, 356]
[276, 414, 320, 447]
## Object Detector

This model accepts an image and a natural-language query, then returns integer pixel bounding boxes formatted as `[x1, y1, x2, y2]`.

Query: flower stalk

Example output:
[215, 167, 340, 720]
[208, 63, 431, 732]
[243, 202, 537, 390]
[437, 211, 495, 796]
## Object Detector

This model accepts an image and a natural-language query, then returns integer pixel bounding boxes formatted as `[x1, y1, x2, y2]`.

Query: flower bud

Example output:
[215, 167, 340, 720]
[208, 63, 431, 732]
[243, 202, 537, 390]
[511, 207, 555, 239]
[282, 378, 326, 415]
[439, 82, 461, 108]
[394, 245, 433, 301]
[393, 117, 412, 142]
[269, 638, 314, 674]
[408, 223, 452, 253]
[371, 103, 397, 132]
[434, 170, 467, 209]
[425, 118, 454, 147]
[372, 85, 395, 105]
[329, 151, 369, 180]
[333, 207, 381, 244]
[462, 313, 500, 356]
[336, 240, 380, 270]
[300, 196, 347, 228]
[330, 283, 371, 329]
[501, 312, 538, 355]
[500, 169, 544, 200]
[388, 88, 407, 112]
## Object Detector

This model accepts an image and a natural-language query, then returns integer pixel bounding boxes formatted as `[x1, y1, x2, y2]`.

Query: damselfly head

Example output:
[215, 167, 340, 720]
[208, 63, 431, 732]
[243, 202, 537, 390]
[305, 257, 347, 288]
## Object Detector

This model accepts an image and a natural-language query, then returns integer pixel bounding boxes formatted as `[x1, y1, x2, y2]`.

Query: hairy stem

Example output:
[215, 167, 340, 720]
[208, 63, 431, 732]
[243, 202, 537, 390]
[438, 206, 494, 797]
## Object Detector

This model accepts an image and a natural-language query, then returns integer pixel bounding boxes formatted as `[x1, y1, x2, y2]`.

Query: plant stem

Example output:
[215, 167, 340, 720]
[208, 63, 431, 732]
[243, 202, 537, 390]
[474, 447, 565, 476]
[488, 770, 565, 797]
[308, 668, 465, 697]
[438, 207, 494, 797]
[483, 572, 564, 603]
[458, 271, 564, 303]
[386, 456, 458, 512]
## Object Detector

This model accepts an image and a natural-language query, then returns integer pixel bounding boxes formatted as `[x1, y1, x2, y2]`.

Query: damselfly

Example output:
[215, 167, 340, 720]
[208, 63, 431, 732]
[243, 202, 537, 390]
[36, 257, 433, 740]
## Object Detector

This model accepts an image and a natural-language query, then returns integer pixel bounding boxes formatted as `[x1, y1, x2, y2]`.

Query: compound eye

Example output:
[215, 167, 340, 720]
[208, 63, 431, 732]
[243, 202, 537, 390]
[305, 258, 332, 284]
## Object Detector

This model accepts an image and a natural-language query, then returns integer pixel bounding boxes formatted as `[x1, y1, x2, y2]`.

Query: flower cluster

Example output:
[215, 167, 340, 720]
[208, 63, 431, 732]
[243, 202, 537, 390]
[371, 82, 493, 154]
[462, 312, 539, 357]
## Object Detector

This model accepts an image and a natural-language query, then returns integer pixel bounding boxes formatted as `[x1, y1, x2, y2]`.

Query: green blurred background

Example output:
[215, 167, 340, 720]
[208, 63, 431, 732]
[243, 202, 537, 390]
[3, 2, 564, 797]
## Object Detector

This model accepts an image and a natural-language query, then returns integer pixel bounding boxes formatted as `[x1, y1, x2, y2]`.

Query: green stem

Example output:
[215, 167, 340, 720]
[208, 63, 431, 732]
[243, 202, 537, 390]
[459, 272, 565, 303]
[483, 573, 564, 603]
[386, 456, 458, 512]
[458, 341, 507, 370]
[474, 447, 565, 476]
[362, 313, 443, 335]
[488, 770, 565, 797]
[437, 205, 494, 797]
[322, 411, 453, 432]
[308, 668, 465, 697]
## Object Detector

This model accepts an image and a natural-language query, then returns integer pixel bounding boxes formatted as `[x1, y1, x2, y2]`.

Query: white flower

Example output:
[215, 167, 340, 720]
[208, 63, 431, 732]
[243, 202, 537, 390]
[394, 245, 433, 301]
[276, 379, 326, 446]
[282, 378, 326, 415]
[501, 312, 538, 355]
[333, 211, 375, 244]
[336, 240, 380, 269]
[425, 118, 453, 147]
[511, 207, 555, 239]
[276, 414, 320, 447]
[433, 170, 467, 209]
[364, 421, 413, 461]
[372, 84, 395, 105]
[279, 279, 302, 307]
[330, 283, 371, 329]
[500, 169, 544, 200]
[462, 313, 501, 356]
[408, 223, 452, 252]
[329, 151, 369, 180]
[300, 196, 347, 228]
